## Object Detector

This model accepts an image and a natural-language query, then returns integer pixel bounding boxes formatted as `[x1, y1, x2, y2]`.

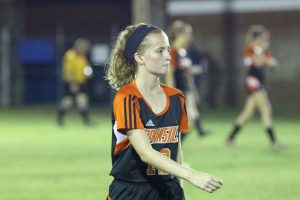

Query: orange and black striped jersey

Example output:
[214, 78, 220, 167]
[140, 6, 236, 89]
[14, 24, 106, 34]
[110, 80, 188, 182]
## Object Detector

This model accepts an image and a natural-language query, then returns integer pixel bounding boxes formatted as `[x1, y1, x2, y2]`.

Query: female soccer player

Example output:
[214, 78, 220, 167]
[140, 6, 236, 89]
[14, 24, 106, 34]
[166, 20, 209, 138]
[226, 25, 282, 149]
[105, 23, 222, 200]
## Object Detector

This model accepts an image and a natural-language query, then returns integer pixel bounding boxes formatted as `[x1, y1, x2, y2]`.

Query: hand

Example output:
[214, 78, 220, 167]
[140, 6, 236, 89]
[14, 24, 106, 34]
[268, 57, 279, 69]
[180, 57, 192, 70]
[187, 170, 223, 193]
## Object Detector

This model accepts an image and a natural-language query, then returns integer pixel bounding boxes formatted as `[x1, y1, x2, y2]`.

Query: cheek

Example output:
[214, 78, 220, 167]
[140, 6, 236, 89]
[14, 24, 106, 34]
[146, 53, 162, 64]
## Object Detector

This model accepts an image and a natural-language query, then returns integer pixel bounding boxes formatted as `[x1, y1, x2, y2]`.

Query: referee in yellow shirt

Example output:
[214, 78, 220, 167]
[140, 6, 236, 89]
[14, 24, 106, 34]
[57, 38, 92, 126]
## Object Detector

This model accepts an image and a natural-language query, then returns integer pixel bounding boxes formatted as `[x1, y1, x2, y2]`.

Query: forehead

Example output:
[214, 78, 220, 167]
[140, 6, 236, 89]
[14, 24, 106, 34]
[144, 32, 170, 48]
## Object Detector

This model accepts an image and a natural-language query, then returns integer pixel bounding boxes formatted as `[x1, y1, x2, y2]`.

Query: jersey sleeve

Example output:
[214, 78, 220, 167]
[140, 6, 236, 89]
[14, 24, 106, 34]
[113, 94, 144, 134]
[179, 94, 189, 133]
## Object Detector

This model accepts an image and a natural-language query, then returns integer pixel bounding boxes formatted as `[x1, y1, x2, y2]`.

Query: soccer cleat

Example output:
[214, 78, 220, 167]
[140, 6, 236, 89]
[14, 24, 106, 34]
[57, 118, 64, 127]
[271, 142, 287, 150]
[197, 129, 211, 137]
[226, 138, 235, 148]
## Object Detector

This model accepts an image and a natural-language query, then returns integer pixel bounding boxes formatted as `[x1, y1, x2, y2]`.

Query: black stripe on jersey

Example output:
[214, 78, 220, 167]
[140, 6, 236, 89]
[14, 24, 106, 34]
[129, 95, 132, 129]
[183, 104, 187, 116]
[178, 93, 185, 99]
[124, 97, 128, 129]
[133, 97, 137, 129]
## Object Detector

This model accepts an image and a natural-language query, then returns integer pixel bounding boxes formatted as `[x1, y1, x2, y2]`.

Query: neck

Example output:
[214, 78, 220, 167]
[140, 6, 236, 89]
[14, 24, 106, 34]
[135, 74, 161, 92]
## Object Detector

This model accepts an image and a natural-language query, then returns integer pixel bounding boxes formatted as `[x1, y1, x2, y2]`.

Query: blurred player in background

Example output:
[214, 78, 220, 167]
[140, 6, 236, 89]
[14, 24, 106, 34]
[105, 23, 222, 200]
[226, 25, 282, 149]
[57, 38, 93, 126]
[166, 20, 209, 140]
[188, 47, 209, 110]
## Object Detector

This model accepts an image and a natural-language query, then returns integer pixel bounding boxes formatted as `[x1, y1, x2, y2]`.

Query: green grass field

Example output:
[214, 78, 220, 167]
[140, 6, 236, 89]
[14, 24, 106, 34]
[0, 106, 299, 200]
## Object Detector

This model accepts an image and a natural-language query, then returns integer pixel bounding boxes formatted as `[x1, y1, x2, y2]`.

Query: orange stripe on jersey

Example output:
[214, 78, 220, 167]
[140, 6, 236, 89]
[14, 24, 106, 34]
[107, 195, 112, 200]
[123, 96, 128, 129]
[132, 97, 138, 128]
[124, 95, 138, 129]
[128, 95, 132, 128]
[114, 138, 130, 155]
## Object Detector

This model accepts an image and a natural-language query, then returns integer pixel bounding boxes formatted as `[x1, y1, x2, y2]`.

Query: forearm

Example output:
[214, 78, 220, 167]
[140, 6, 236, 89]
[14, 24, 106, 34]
[127, 130, 223, 193]
[141, 147, 191, 181]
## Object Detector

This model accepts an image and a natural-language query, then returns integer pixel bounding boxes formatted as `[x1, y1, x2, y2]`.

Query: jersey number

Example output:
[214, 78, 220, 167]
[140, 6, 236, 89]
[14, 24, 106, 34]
[146, 148, 171, 175]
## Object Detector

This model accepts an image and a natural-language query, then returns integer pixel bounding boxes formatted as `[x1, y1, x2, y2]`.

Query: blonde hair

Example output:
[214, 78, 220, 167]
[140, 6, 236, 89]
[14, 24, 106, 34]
[168, 20, 191, 43]
[106, 23, 162, 90]
[246, 25, 270, 43]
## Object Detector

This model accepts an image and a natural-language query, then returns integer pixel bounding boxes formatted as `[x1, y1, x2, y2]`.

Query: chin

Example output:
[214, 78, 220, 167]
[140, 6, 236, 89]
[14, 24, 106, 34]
[155, 70, 168, 77]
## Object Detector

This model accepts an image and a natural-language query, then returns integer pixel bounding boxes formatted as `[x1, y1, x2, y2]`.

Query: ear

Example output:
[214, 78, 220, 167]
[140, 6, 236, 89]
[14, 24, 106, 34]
[134, 53, 144, 65]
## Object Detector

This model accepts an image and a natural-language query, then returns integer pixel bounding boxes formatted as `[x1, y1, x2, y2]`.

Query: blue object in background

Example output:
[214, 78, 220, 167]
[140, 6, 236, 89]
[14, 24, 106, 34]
[17, 38, 57, 104]
[17, 39, 56, 64]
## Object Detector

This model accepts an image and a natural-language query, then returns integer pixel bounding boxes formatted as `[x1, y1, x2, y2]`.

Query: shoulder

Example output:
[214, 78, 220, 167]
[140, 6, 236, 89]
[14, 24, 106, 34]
[243, 45, 253, 56]
[170, 48, 178, 60]
[161, 83, 184, 98]
[113, 81, 141, 105]
[64, 49, 76, 59]
[170, 47, 178, 55]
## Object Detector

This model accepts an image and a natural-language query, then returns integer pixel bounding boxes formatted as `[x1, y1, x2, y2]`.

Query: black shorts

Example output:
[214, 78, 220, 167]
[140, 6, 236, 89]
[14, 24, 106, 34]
[63, 83, 87, 96]
[107, 178, 185, 200]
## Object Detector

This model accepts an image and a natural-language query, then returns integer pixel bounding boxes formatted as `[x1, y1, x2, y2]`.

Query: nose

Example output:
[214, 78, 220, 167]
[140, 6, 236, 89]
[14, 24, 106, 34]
[166, 51, 171, 61]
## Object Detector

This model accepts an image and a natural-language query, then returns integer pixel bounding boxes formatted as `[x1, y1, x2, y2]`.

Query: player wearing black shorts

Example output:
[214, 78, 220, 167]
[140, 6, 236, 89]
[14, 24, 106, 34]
[166, 20, 209, 139]
[57, 38, 92, 126]
[105, 23, 222, 200]
[108, 80, 187, 199]
[226, 25, 282, 149]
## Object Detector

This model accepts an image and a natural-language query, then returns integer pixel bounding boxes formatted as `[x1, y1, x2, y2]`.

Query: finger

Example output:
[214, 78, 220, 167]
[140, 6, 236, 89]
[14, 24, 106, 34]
[205, 184, 217, 192]
[203, 187, 213, 193]
[210, 180, 222, 188]
[200, 184, 212, 193]
[212, 176, 223, 185]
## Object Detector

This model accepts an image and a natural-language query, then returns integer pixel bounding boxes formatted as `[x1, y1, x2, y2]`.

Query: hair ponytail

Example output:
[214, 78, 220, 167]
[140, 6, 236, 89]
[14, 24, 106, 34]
[105, 24, 143, 90]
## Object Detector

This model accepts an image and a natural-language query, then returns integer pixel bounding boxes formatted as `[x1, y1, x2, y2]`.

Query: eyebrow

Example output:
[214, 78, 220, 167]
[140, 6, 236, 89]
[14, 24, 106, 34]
[157, 46, 170, 49]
